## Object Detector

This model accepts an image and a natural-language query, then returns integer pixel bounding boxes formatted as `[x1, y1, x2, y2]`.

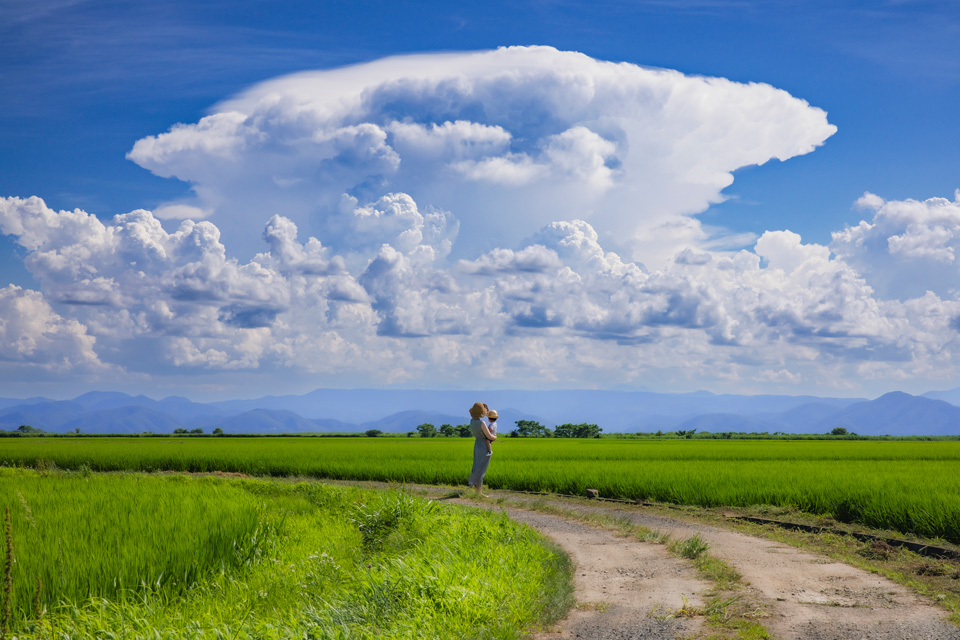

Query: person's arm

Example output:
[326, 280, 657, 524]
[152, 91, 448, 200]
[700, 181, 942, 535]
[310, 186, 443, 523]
[480, 422, 497, 442]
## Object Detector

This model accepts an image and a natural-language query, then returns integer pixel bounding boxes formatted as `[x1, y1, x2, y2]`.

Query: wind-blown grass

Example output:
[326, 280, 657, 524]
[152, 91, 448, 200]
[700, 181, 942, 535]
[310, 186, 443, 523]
[0, 469, 572, 639]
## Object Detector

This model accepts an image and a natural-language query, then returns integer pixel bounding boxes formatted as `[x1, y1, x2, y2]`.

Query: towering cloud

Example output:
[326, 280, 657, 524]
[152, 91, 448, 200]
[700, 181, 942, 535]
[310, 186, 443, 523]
[5, 48, 960, 396]
[128, 46, 836, 265]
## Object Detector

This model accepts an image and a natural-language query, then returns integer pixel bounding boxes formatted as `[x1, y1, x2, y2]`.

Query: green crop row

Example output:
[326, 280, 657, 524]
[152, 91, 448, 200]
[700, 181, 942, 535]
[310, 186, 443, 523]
[0, 469, 572, 639]
[0, 468, 267, 623]
[3, 437, 960, 543]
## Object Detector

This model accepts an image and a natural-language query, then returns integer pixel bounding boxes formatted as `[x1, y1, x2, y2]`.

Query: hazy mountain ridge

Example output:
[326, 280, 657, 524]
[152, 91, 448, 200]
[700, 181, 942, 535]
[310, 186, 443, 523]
[1, 388, 958, 436]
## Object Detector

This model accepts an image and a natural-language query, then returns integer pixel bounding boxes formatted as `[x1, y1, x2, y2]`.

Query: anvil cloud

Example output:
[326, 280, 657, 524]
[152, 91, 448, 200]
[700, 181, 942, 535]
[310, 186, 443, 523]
[3, 47, 960, 396]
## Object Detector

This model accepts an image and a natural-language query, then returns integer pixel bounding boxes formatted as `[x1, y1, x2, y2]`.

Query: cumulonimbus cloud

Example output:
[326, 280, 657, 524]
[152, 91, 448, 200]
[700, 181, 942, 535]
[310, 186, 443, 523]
[6, 48, 960, 395]
[127, 45, 837, 266]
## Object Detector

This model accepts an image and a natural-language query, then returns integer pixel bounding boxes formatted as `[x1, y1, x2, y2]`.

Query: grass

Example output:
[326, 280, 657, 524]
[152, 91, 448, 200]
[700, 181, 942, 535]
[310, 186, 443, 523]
[3, 437, 960, 544]
[0, 469, 573, 639]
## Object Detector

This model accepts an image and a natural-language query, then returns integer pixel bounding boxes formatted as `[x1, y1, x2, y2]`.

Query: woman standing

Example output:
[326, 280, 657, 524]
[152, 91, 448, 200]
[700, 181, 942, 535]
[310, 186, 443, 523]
[467, 402, 497, 495]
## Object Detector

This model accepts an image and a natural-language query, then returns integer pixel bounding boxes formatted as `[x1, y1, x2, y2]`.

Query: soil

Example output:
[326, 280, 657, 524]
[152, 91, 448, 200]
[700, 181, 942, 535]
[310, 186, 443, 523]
[454, 494, 960, 640]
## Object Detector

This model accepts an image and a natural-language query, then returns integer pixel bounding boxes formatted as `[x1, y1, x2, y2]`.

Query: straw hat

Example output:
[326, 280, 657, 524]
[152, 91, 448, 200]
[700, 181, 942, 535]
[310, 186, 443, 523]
[487, 409, 499, 419]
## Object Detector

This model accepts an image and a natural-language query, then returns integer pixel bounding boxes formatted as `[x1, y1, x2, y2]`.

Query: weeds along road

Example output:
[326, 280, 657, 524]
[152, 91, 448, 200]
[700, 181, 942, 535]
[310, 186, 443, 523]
[437, 490, 960, 640]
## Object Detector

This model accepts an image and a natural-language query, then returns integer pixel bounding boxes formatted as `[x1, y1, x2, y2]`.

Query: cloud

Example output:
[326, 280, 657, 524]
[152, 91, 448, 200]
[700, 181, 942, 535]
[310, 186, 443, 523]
[0, 284, 103, 371]
[127, 46, 836, 266]
[152, 203, 211, 220]
[329, 192, 459, 265]
[0, 196, 363, 372]
[831, 190, 960, 299]
[13, 48, 960, 396]
[5, 188, 960, 394]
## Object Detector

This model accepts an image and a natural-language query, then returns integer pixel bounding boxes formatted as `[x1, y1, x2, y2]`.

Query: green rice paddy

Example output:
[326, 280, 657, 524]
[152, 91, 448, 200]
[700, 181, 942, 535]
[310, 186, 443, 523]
[2, 437, 959, 544]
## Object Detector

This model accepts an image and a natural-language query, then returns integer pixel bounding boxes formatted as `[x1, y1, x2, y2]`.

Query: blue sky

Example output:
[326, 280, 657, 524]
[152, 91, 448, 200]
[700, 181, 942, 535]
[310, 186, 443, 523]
[1, 0, 959, 400]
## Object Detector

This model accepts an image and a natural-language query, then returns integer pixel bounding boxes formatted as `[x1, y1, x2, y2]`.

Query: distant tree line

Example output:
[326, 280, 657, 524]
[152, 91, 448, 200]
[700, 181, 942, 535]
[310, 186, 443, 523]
[411, 421, 603, 438]
[507, 420, 602, 438]
[414, 423, 473, 438]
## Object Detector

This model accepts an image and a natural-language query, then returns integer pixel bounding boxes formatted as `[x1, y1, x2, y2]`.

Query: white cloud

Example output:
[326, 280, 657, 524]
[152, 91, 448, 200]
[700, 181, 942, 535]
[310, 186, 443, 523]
[387, 120, 512, 160]
[6, 189, 960, 394]
[0, 285, 103, 371]
[127, 46, 836, 266]
[152, 203, 211, 220]
[831, 190, 960, 299]
[13, 48, 960, 397]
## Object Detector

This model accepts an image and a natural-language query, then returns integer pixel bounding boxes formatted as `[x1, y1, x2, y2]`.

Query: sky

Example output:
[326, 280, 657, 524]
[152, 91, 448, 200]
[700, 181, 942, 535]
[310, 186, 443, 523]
[1, 0, 960, 401]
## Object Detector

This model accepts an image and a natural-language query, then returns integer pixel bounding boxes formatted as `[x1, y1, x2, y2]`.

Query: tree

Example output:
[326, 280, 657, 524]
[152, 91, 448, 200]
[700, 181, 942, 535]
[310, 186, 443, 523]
[554, 423, 602, 438]
[365, 429, 382, 437]
[514, 420, 552, 438]
[16, 425, 39, 434]
[173, 428, 188, 435]
[456, 424, 472, 437]
[830, 427, 849, 436]
[439, 424, 457, 437]
[191, 427, 204, 435]
[212, 427, 224, 436]
[416, 423, 437, 438]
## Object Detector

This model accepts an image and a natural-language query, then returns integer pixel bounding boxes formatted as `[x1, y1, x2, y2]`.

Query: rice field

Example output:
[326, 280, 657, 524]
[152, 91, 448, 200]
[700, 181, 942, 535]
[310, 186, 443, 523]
[0, 469, 267, 624]
[2, 437, 960, 544]
[0, 468, 572, 638]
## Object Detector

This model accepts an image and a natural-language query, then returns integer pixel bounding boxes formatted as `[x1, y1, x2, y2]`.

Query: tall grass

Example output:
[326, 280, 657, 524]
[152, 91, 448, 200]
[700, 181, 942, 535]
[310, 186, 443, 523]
[4, 437, 960, 542]
[0, 468, 269, 626]
[0, 469, 572, 638]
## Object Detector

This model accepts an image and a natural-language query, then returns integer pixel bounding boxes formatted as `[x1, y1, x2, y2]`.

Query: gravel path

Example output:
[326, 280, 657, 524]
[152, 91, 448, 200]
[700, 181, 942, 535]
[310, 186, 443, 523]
[455, 494, 960, 640]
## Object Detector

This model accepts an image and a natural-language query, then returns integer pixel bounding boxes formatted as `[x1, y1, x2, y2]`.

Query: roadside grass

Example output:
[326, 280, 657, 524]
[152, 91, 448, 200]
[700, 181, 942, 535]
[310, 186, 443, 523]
[463, 492, 771, 639]
[0, 470, 574, 639]
[320, 480, 960, 632]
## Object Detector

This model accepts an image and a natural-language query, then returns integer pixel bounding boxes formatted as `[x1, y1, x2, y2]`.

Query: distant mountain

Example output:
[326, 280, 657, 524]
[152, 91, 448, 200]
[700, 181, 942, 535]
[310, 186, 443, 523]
[72, 391, 152, 411]
[820, 392, 960, 436]
[311, 418, 364, 432]
[206, 388, 862, 430]
[0, 401, 86, 430]
[0, 397, 51, 411]
[761, 402, 846, 434]
[71, 391, 231, 422]
[362, 410, 468, 433]
[213, 409, 330, 434]
[675, 413, 779, 433]
[923, 387, 960, 407]
[1, 388, 955, 436]
[60, 406, 189, 434]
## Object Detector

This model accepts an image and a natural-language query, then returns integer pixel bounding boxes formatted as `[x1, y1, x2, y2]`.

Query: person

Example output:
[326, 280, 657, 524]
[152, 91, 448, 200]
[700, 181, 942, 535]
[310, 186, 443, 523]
[467, 401, 496, 495]
[484, 409, 499, 454]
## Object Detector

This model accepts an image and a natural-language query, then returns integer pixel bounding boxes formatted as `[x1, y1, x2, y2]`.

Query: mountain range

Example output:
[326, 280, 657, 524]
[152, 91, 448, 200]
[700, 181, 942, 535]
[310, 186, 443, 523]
[1, 388, 960, 436]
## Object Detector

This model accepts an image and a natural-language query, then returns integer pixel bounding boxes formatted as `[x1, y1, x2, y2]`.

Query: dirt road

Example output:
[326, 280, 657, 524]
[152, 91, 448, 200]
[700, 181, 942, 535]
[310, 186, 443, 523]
[456, 495, 960, 640]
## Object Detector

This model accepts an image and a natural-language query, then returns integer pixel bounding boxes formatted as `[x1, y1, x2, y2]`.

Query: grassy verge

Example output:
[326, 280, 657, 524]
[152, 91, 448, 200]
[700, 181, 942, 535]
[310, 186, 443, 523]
[1, 470, 574, 639]
[459, 492, 772, 639]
